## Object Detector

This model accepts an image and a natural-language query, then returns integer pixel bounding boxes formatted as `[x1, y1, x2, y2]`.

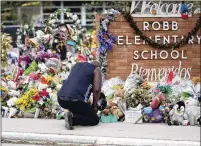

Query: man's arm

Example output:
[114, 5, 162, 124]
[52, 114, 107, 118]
[92, 67, 102, 108]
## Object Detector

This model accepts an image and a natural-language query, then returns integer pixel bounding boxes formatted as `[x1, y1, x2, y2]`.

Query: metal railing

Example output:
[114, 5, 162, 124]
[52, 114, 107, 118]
[3, 1, 111, 28]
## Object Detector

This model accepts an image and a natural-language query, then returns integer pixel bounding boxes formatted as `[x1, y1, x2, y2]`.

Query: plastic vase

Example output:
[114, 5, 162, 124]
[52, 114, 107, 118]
[34, 108, 40, 118]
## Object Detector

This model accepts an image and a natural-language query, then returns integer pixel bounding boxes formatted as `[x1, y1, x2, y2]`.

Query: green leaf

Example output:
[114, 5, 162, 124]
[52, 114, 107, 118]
[26, 107, 36, 114]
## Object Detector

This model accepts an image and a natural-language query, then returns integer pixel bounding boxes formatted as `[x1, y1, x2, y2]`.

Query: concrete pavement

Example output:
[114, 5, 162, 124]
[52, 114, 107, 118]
[2, 144, 40, 146]
[1, 118, 201, 146]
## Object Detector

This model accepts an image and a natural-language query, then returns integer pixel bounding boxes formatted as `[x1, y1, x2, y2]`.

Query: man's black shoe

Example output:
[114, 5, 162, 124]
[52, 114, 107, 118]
[64, 111, 74, 130]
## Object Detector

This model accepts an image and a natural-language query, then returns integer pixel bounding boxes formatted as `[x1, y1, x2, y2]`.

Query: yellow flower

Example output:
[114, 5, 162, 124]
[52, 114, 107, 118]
[92, 43, 96, 48]
[46, 75, 52, 82]
[1, 86, 7, 91]
[6, 75, 11, 80]
[92, 30, 96, 35]
[20, 106, 25, 111]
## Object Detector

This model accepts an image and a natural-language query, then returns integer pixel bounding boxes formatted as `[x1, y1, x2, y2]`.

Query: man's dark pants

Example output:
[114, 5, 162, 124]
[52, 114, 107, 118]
[58, 98, 99, 126]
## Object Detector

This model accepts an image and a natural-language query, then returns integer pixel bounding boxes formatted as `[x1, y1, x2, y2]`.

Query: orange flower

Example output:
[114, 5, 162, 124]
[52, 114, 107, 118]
[40, 76, 48, 84]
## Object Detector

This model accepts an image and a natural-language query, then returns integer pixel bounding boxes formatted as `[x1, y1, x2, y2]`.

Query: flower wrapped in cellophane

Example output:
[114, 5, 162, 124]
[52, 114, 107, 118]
[15, 88, 38, 111]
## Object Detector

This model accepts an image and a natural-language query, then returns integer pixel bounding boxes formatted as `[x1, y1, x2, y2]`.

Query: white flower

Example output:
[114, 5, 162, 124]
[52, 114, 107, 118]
[54, 39, 58, 43]
[77, 30, 81, 35]
[50, 14, 54, 18]
[38, 99, 44, 105]
[47, 88, 52, 93]
[17, 36, 22, 40]
[76, 19, 81, 24]
[66, 12, 70, 17]
[69, 13, 73, 17]
[49, 19, 56, 24]
[24, 24, 29, 29]
[67, 52, 72, 58]
[36, 30, 45, 39]
[56, 84, 62, 90]
[72, 14, 78, 21]
[18, 44, 24, 49]
[72, 36, 77, 41]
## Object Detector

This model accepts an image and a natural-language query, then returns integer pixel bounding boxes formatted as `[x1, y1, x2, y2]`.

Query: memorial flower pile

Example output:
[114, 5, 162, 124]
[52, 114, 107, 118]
[100, 73, 200, 125]
[1, 8, 99, 119]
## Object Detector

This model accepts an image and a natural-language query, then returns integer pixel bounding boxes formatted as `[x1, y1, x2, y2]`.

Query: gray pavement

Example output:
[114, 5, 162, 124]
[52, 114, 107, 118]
[2, 118, 201, 146]
[2, 144, 41, 146]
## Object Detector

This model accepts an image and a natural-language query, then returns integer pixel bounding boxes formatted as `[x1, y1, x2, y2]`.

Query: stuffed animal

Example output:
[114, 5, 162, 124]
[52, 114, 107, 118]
[192, 77, 200, 86]
[150, 93, 166, 110]
[102, 108, 111, 115]
[101, 106, 123, 120]
[185, 98, 200, 125]
[114, 89, 124, 98]
[168, 101, 190, 126]
[180, 1, 189, 19]
[110, 106, 124, 119]
[194, 8, 200, 15]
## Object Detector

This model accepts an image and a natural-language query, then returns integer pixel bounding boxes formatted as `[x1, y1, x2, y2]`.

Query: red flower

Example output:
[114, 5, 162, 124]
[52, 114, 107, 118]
[32, 94, 41, 101]
[78, 54, 87, 62]
[39, 90, 49, 97]
[49, 68, 55, 74]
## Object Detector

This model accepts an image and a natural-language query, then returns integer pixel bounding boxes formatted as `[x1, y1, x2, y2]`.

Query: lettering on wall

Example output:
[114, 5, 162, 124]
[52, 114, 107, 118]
[131, 61, 192, 81]
[115, 18, 200, 81]
[130, 0, 194, 17]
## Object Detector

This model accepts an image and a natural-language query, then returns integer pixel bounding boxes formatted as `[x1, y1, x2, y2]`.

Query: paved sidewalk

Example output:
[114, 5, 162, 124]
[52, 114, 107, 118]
[2, 118, 200, 146]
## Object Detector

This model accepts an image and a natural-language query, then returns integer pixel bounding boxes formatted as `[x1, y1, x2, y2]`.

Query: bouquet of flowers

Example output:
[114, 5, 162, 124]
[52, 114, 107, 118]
[15, 88, 38, 111]
[124, 88, 152, 108]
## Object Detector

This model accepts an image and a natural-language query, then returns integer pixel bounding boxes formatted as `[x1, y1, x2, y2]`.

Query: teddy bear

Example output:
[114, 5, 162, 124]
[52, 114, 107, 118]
[114, 89, 124, 98]
[192, 77, 200, 86]
[168, 101, 190, 126]
[185, 98, 200, 126]
[110, 106, 124, 119]
[101, 101, 124, 120]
